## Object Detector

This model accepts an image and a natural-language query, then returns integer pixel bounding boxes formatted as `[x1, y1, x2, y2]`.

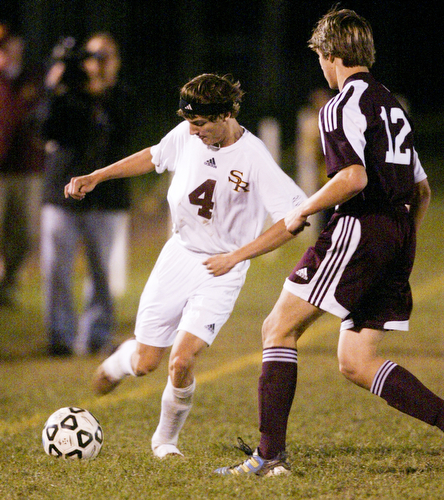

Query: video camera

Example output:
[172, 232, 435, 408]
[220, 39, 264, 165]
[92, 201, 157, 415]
[51, 36, 88, 89]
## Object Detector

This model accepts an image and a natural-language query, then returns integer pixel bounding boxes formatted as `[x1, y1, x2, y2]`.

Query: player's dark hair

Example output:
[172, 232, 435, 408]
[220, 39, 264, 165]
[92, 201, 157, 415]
[308, 7, 375, 68]
[177, 73, 244, 121]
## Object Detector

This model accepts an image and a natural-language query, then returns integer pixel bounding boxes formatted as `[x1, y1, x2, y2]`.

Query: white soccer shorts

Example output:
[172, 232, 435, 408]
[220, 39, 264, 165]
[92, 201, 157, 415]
[134, 235, 248, 347]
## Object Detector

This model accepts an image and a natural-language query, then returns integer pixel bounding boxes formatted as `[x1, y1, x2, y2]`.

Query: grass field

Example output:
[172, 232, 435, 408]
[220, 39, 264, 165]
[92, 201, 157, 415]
[0, 192, 443, 500]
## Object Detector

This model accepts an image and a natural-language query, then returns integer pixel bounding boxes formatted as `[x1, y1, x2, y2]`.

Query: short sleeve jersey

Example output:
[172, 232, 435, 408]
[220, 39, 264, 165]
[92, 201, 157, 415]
[319, 72, 427, 213]
[150, 120, 306, 255]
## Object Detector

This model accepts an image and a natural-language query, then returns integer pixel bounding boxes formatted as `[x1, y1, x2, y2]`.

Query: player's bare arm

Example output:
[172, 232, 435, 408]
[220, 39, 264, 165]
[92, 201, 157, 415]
[64, 147, 156, 200]
[203, 219, 297, 277]
[410, 178, 431, 232]
[285, 164, 367, 234]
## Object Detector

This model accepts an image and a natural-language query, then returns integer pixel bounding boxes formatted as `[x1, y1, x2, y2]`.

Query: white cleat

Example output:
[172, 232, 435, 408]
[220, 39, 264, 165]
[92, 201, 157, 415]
[152, 443, 184, 458]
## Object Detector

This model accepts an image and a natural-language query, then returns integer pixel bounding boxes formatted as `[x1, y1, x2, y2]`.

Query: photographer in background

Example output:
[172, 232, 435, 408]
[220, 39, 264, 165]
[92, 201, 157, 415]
[38, 33, 136, 357]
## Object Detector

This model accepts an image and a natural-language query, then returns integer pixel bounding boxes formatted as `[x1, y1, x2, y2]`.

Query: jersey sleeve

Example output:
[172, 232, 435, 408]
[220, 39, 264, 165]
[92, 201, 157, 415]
[254, 142, 307, 223]
[412, 148, 427, 183]
[320, 86, 367, 177]
[150, 121, 188, 174]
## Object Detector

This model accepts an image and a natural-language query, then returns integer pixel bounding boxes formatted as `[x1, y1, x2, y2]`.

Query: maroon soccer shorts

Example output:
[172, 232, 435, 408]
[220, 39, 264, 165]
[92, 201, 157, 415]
[284, 210, 415, 332]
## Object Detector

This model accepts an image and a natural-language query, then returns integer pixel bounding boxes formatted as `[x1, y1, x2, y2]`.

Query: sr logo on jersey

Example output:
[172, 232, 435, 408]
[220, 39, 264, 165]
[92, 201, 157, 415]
[228, 170, 249, 192]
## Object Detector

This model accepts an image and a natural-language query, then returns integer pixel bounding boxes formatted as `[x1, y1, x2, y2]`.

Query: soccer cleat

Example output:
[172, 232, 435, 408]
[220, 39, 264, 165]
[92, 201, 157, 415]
[152, 443, 184, 459]
[214, 438, 291, 477]
[152, 429, 184, 458]
[92, 364, 121, 395]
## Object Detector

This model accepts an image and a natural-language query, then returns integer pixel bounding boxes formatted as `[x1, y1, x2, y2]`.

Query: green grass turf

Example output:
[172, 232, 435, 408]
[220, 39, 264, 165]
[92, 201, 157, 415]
[0, 193, 443, 499]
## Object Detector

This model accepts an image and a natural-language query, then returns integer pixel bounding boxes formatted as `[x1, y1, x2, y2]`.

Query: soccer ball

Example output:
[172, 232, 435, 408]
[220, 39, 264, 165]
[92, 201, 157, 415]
[42, 407, 103, 459]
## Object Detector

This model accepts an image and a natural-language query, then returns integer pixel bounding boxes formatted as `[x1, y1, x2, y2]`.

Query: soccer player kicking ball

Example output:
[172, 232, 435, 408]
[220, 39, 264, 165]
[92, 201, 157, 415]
[65, 73, 307, 459]
[214, 8, 440, 477]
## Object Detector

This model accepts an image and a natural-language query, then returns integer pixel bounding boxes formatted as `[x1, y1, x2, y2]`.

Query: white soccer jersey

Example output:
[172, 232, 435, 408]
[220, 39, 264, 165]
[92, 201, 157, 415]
[151, 120, 306, 255]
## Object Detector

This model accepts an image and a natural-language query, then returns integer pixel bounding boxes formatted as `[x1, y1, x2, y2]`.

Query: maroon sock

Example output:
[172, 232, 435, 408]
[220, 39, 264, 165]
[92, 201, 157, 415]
[371, 360, 444, 430]
[258, 347, 298, 459]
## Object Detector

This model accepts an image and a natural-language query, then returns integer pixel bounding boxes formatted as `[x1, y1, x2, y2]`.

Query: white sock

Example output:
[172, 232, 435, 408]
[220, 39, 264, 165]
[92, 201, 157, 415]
[101, 339, 137, 381]
[152, 376, 196, 450]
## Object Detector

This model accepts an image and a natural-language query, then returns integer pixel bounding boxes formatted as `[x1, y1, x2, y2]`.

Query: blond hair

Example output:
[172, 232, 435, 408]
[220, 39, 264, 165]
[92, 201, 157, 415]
[309, 7, 375, 68]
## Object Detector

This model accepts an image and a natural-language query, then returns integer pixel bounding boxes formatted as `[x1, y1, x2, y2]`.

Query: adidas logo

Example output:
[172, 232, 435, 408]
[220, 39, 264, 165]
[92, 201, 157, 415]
[185, 104, 193, 110]
[204, 158, 217, 168]
[295, 267, 308, 280]
[205, 324, 215, 334]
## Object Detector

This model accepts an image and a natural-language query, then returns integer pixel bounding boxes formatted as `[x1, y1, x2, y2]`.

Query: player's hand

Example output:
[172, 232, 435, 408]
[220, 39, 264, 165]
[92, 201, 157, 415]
[203, 253, 237, 277]
[64, 175, 97, 200]
[285, 207, 310, 235]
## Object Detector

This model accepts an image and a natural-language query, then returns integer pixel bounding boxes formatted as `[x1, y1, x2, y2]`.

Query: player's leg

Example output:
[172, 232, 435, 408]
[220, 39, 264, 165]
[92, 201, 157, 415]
[338, 328, 444, 429]
[93, 339, 166, 394]
[151, 255, 246, 458]
[215, 217, 357, 475]
[258, 290, 323, 459]
[151, 330, 207, 458]
[215, 290, 323, 476]
[95, 235, 246, 450]
[337, 327, 386, 389]
[93, 237, 188, 394]
[168, 329, 207, 388]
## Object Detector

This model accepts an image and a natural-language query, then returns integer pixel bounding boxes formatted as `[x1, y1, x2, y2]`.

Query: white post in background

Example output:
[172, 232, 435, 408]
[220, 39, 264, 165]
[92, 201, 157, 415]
[258, 117, 281, 259]
[108, 212, 130, 298]
[258, 117, 281, 164]
[295, 88, 333, 242]
[295, 104, 321, 242]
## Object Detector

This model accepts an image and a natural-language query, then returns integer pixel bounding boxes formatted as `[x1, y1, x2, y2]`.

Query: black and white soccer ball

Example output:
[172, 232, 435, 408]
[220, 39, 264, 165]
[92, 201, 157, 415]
[42, 407, 103, 459]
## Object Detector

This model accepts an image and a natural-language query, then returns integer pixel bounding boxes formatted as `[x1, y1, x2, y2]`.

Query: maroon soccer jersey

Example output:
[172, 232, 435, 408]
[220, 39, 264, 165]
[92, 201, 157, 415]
[319, 72, 422, 214]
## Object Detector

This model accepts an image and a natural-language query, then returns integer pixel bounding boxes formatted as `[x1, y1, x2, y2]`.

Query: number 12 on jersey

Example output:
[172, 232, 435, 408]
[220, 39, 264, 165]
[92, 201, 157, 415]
[380, 106, 412, 165]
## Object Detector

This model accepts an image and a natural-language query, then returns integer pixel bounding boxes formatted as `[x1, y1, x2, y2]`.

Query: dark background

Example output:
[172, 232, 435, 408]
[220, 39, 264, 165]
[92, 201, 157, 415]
[2, 0, 443, 168]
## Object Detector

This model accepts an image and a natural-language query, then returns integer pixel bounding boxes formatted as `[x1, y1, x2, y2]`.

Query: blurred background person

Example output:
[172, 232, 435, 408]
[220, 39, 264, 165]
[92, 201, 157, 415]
[38, 32, 136, 357]
[83, 33, 133, 300]
[0, 21, 44, 307]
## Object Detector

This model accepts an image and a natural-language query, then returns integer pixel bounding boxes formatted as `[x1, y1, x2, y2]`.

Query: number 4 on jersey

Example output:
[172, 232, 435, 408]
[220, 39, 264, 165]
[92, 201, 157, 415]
[188, 179, 216, 219]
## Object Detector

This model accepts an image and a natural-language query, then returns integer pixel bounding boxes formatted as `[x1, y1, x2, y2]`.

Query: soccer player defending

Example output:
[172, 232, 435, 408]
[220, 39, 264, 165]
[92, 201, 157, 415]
[214, 8, 441, 477]
[64, 73, 307, 458]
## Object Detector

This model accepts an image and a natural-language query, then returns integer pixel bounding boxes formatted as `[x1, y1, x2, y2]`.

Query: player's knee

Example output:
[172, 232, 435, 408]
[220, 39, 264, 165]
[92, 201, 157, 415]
[338, 359, 357, 381]
[169, 353, 192, 379]
[262, 314, 299, 347]
[132, 355, 161, 377]
[262, 314, 285, 345]
[338, 355, 368, 387]
[338, 348, 357, 375]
